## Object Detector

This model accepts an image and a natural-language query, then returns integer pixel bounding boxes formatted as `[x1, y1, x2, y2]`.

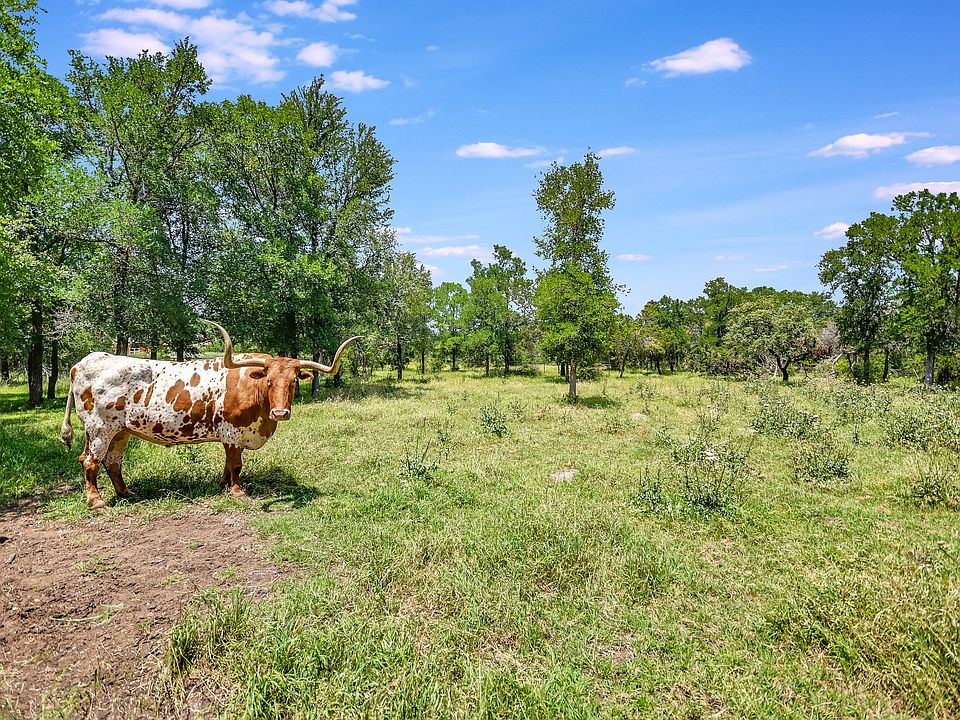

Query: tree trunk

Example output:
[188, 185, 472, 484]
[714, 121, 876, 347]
[568, 356, 578, 402]
[114, 247, 130, 356]
[560, 361, 567, 378]
[396, 336, 403, 381]
[925, 345, 935, 387]
[654, 359, 662, 375]
[28, 301, 44, 407]
[863, 344, 871, 385]
[504, 345, 510, 376]
[1, 355, 9, 382]
[333, 369, 343, 388]
[47, 338, 59, 400]
[452, 346, 458, 371]
[882, 348, 890, 383]
[619, 356, 626, 378]
[485, 352, 489, 377]
[420, 348, 425, 374]
[150, 340, 158, 360]
[176, 342, 185, 362]
[312, 348, 323, 396]
[779, 360, 790, 383]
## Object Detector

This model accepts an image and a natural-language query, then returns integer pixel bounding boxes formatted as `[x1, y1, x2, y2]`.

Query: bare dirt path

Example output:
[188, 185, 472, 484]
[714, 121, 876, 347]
[0, 506, 286, 718]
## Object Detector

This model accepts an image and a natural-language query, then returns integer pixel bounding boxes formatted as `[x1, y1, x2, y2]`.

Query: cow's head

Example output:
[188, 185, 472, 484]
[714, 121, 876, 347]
[202, 320, 362, 422]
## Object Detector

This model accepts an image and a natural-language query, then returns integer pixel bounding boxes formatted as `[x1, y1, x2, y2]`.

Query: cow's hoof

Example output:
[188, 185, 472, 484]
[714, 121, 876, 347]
[88, 498, 107, 511]
[115, 489, 136, 498]
[229, 487, 248, 499]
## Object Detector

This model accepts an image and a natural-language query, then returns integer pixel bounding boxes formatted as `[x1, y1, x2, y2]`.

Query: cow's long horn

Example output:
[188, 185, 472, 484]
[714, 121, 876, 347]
[200, 319, 267, 369]
[299, 336, 363, 375]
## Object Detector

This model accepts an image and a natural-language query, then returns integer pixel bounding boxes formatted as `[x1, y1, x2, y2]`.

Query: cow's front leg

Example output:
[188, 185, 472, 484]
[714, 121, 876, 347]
[104, 432, 135, 499]
[222, 444, 247, 497]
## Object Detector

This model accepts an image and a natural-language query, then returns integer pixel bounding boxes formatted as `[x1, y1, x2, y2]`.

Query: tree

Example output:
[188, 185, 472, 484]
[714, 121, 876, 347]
[725, 297, 817, 382]
[533, 153, 619, 400]
[890, 191, 960, 387]
[818, 213, 898, 383]
[381, 252, 432, 380]
[68, 40, 211, 355]
[432, 282, 468, 370]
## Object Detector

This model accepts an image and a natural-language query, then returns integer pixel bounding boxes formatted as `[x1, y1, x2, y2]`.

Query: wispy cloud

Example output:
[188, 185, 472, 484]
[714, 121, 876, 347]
[815, 222, 850, 239]
[597, 146, 636, 159]
[264, 0, 357, 22]
[394, 227, 480, 245]
[456, 142, 545, 159]
[617, 253, 652, 262]
[715, 255, 744, 262]
[624, 77, 646, 87]
[753, 263, 790, 273]
[874, 111, 899, 119]
[148, 0, 211, 8]
[390, 110, 437, 126]
[330, 70, 389, 92]
[875, 181, 960, 200]
[296, 41, 338, 67]
[526, 155, 564, 169]
[81, 28, 170, 56]
[906, 146, 960, 166]
[93, 6, 284, 84]
[648, 38, 751, 76]
[809, 132, 922, 159]
[418, 244, 489, 258]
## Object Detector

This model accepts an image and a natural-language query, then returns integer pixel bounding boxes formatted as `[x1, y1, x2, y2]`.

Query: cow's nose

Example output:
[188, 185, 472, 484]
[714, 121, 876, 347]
[270, 409, 291, 421]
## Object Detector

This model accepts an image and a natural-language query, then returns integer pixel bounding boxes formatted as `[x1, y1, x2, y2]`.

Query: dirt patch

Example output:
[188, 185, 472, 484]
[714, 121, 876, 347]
[0, 508, 287, 718]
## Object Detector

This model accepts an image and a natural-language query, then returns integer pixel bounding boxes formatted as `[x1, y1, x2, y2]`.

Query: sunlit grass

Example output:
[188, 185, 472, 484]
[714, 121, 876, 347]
[2, 370, 958, 718]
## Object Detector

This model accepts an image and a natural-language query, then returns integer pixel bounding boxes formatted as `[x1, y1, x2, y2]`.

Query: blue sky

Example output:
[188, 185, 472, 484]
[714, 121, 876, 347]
[38, 0, 960, 311]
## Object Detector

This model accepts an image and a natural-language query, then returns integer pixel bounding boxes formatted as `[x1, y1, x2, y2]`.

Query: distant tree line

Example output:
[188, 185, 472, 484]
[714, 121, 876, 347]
[2, 2, 960, 406]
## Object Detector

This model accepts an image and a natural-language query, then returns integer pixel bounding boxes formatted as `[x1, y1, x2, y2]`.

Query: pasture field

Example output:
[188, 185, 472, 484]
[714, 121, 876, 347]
[1, 370, 959, 718]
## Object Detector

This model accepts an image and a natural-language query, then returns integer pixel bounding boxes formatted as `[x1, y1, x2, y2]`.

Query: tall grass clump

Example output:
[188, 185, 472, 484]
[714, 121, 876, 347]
[905, 453, 960, 508]
[751, 389, 821, 439]
[792, 433, 852, 486]
[655, 428, 751, 513]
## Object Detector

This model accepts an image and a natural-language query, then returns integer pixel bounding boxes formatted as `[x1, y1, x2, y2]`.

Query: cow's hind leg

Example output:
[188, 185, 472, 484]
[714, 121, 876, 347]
[80, 429, 114, 510]
[221, 444, 247, 498]
[104, 432, 135, 499]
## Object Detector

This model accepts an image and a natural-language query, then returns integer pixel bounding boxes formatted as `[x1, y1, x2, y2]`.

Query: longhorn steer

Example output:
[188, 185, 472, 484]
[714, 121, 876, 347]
[61, 321, 361, 509]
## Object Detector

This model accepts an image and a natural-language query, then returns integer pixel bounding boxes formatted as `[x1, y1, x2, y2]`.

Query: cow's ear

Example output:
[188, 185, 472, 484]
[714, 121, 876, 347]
[298, 370, 314, 381]
[247, 368, 267, 379]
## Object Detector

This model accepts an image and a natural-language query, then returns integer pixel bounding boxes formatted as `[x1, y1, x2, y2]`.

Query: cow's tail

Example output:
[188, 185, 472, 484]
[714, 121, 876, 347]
[61, 382, 75, 449]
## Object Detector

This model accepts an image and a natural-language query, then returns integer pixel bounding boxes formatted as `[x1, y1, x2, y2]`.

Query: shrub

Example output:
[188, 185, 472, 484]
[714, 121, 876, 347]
[793, 435, 851, 486]
[752, 394, 820, 439]
[660, 432, 751, 512]
[400, 419, 451, 483]
[478, 402, 508, 437]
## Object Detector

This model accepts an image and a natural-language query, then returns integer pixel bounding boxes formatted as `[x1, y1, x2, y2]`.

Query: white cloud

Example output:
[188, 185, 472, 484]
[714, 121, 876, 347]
[426, 44, 440, 52]
[597, 146, 635, 159]
[526, 155, 564, 169]
[394, 227, 479, 245]
[81, 28, 170, 56]
[456, 142, 545, 159]
[264, 0, 357, 22]
[418, 244, 488, 258]
[296, 41, 338, 67]
[624, 77, 646, 87]
[330, 69, 389, 92]
[389, 110, 436, 126]
[753, 264, 789, 273]
[809, 132, 912, 159]
[906, 146, 960, 166]
[815, 222, 850, 239]
[715, 255, 744, 262]
[617, 253, 652, 262]
[648, 38, 751, 76]
[419, 263, 443, 277]
[95, 7, 284, 84]
[148, 0, 211, 7]
[875, 181, 960, 200]
[874, 111, 899, 119]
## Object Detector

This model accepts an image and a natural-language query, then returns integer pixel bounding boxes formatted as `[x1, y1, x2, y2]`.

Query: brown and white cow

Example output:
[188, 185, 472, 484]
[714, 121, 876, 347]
[61, 321, 361, 509]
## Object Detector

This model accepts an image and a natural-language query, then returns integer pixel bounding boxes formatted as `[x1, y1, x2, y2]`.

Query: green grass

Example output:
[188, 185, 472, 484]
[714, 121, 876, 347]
[2, 370, 959, 718]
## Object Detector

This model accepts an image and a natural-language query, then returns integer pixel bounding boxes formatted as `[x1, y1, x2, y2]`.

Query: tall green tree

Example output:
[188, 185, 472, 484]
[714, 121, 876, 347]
[68, 40, 211, 355]
[818, 213, 898, 383]
[380, 252, 432, 380]
[725, 296, 818, 382]
[432, 281, 468, 370]
[891, 191, 960, 386]
[533, 153, 619, 401]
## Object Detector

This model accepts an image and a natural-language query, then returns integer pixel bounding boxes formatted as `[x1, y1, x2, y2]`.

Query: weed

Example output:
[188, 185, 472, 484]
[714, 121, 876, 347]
[904, 453, 960, 508]
[478, 402, 508, 437]
[399, 418, 451, 484]
[793, 435, 851, 486]
[752, 393, 820, 439]
[658, 431, 751, 512]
